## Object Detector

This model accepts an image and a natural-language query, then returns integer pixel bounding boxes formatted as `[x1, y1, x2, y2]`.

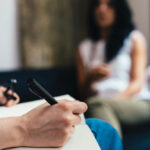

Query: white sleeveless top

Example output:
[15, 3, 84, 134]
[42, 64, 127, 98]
[79, 30, 150, 100]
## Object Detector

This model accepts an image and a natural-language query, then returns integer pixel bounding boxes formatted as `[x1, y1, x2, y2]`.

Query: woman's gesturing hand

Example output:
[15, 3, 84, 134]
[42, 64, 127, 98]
[89, 64, 110, 81]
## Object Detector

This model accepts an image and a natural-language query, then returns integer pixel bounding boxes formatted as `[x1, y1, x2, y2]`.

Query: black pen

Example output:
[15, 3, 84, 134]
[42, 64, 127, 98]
[27, 78, 58, 105]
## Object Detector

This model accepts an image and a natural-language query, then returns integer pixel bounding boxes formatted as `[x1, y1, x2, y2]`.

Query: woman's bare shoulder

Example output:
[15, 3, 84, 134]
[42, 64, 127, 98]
[131, 30, 146, 44]
[78, 39, 93, 49]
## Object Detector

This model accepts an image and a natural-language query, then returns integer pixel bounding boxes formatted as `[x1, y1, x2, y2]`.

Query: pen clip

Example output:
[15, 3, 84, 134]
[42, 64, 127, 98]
[27, 78, 43, 99]
[27, 78, 58, 105]
[28, 86, 43, 99]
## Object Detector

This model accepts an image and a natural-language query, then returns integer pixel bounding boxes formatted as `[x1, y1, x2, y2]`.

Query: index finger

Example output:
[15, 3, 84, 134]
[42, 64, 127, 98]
[69, 101, 88, 114]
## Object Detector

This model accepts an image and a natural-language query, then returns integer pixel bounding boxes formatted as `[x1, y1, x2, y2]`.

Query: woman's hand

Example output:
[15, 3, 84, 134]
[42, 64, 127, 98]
[0, 86, 20, 107]
[114, 81, 143, 100]
[20, 100, 88, 148]
[89, 64, 110, 81]
[114, 92, 129, 100]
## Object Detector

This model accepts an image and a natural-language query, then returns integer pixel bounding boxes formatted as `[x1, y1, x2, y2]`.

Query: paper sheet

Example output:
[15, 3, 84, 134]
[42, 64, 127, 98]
[0, 95, 100, 150]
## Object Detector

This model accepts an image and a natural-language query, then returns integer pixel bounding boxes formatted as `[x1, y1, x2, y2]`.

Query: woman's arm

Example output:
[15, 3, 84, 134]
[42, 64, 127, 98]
[76, 49, 110, 98]
[0, 117, 24, 149]
[76, 50, 90, 97]
[76, 49, 98, 97]
[116, 33, 147, 99]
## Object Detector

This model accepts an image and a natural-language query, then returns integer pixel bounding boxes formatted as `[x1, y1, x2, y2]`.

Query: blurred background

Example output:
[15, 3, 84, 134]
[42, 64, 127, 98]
[0, 1, 150, 150]
[0, 0, 149, 71]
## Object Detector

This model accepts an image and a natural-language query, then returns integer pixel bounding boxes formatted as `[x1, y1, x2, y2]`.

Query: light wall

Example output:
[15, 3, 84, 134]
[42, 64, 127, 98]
[128, 0, 150, 62]
[0, 0, 20, 71]
[0, 0, 149, 71]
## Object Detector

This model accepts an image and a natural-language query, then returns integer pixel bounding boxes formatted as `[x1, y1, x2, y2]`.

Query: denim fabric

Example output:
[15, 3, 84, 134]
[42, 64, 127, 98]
[86, 118, 123, 150]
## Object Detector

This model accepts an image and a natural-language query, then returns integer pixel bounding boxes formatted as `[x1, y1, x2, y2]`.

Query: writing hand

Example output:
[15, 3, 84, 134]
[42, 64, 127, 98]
[20, 100, 88, 148]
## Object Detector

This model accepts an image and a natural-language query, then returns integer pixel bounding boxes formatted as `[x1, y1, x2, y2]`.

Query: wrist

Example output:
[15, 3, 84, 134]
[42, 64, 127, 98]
[9, 117, 27, 148]
[19, 115, 34, 147]
[0, 117, 26, 149]
[14, 116, 27, 147]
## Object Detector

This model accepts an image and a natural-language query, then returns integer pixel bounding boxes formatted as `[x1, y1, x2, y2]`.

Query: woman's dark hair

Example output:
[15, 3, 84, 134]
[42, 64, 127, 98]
[88, 0, 135, 62]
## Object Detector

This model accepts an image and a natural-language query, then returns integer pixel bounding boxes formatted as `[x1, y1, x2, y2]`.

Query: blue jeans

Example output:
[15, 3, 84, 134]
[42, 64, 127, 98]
[86, 119, 123, 150]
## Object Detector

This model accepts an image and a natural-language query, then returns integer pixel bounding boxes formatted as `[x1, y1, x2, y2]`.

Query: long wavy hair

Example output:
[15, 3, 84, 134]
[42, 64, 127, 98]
[88, 0, 135, 62]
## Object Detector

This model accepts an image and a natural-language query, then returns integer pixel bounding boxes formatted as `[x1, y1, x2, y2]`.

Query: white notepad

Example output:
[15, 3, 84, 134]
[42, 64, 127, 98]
[0, 95, 100, 150]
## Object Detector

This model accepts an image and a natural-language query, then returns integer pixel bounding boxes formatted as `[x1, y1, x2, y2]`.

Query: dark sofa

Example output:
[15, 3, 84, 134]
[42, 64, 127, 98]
[0, 67, 150, 150]
[0, 67, 78, 102]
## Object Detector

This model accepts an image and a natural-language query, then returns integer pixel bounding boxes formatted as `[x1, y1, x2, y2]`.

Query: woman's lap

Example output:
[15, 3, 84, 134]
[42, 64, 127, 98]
[86, 118, 123, 150]
[87, 98, 150, 135]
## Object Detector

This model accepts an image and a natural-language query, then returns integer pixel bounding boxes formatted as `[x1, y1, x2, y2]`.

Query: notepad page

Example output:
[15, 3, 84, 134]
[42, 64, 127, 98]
[0, 95, 100, 150]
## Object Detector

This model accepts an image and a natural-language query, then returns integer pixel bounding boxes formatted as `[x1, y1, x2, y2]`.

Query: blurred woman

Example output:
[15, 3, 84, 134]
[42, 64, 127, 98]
[76, 0, 150, 136]
[76, 0, 148, 100]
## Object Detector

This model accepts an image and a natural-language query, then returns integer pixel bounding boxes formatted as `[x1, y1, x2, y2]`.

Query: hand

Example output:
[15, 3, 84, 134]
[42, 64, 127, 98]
[114, 92, 130, 100]
[0, 86, 20, 107]
[19, 100, 88, 148]
[89, 64, 110, 81]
